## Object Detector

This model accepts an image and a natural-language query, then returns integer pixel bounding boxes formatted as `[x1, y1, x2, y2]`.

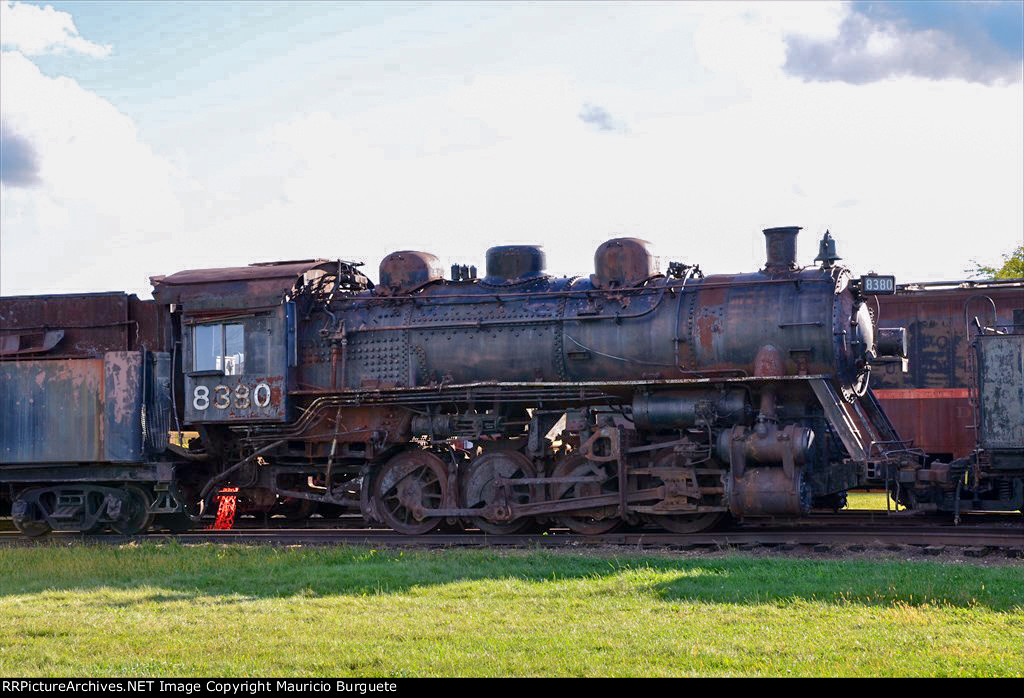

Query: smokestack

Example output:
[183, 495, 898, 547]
[762, 226, 801, 272]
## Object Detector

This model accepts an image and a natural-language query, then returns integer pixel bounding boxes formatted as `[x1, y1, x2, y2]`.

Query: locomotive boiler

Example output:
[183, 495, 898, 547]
[142, 225, 908, 534]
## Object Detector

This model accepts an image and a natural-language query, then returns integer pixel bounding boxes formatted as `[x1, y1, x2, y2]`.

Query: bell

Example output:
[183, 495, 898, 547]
[814, 230, 842, 267]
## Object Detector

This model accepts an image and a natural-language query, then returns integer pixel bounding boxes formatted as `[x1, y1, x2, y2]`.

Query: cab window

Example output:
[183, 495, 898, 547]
[194, 323, 245, 375]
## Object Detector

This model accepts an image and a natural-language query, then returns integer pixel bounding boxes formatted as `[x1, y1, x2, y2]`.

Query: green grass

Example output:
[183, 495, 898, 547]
[844, 491, 894, 511]
[0, 545, 1021, 677]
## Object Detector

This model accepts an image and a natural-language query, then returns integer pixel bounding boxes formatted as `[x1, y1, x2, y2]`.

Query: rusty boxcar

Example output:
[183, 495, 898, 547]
[872, 279, 1024, 460]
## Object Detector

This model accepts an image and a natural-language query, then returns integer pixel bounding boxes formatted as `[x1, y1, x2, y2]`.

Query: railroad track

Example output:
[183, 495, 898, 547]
[2, 521, 1022, 553]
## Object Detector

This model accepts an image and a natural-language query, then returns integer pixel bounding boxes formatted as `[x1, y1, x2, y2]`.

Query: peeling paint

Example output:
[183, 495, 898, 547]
[977, 334, 1024, 450]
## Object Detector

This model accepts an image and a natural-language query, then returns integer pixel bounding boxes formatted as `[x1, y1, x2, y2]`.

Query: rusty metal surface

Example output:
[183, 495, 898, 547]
[873, 281, 1023, 457]
[152, 228, 903, 529]
[1, 357, 104, 463]
[729, 467, 805, 516]
[181, 303, 292, 424]
[185, 373, 288, 424]
[481, 245, 547, 285]
[0, 292, 165, 358]
[281, 406, 412, 455]
[632, 389, 748, 429]
[152, 260, 335, 306]
[275, 224, 892, 525]
[762, 226, 800, 272]
[308, 266, 858, 390]
[873, 283, 1022, 390]
[872, 391, 971, 457]
[591, 238, 657, 289]
[462, 450, 538, 534]
[103, 351, 145, 461]
[373, 449, 449, 535]
[0, 351, 146, 464]
[0, 330, 63, 356]
[976, 332, 1024, 450]
[376, 251, 443, 296]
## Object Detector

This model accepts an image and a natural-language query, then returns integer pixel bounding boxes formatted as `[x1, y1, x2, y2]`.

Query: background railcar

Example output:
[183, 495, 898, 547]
[0, 292, 197, 535]
[872, 279, 1024, 460]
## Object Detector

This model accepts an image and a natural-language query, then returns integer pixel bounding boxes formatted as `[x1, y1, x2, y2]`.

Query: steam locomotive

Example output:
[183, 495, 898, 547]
[2, 226, 1020, 536]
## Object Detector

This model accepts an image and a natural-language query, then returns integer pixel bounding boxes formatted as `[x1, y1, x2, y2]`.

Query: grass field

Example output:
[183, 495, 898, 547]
[0, 545, 1021, 677]
[844, 491, 894, 510]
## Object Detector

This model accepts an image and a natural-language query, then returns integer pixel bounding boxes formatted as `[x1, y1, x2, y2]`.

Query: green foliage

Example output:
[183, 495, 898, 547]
[969, 244, 1024, 280]
[1, 545, 1022, 677]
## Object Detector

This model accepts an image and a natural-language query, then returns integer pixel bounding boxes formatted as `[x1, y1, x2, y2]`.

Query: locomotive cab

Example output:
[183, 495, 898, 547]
[152, 260, 348, 425]
[183, 308, 291, 423]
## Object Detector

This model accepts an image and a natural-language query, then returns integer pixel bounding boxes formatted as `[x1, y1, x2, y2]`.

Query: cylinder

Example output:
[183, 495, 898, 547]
[716, 424, 815, 468]
[877, 327, 908, 358]
[483, 245, 546, 285]
[729, 467, 811, 516]
[378, 251, 443, 294]
[762, 226, 801, 272]
[632, 389, 749, 429]
[592, 238, 657, 289]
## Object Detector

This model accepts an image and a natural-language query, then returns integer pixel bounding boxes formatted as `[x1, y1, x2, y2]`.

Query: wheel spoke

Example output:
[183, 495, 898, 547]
[462, 451, 538, 535]
[373, 450, 448, 535]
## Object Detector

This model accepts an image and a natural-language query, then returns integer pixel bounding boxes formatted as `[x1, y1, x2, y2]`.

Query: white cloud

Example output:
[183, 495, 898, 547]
[181, 43, 1020, 287]
[783, 1, 1024, 85]
[0, 1, 111, 57]
[0, 2, 1020, 298]
[1, 50, 184, 295]
[692, 2, 845, 84]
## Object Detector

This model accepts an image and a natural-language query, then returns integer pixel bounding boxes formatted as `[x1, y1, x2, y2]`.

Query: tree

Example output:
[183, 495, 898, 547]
[968, 244, 1024, 280]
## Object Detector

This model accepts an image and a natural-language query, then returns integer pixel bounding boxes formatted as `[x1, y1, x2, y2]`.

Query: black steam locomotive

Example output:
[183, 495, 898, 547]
[2, 227, 1019, 536]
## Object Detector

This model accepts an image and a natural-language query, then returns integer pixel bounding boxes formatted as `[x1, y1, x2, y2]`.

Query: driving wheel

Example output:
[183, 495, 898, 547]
[373, 450, 449, 535]
[462, 450, 538, 534]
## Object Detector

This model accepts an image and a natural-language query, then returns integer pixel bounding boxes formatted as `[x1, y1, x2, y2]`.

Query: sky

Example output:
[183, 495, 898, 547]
[1, 0, 1022, 297]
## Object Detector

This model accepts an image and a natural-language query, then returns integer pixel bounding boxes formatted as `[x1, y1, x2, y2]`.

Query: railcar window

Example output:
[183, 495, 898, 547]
[224, 324, 244, 375]
[194, 325, 222, 372]
[193, 323, 245, 375]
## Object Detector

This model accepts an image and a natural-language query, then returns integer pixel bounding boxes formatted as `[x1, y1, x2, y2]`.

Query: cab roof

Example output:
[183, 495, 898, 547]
[151, 260, 336, 307]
